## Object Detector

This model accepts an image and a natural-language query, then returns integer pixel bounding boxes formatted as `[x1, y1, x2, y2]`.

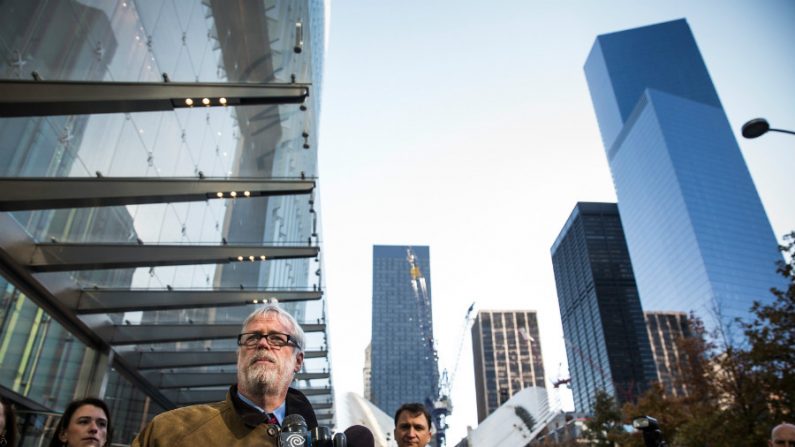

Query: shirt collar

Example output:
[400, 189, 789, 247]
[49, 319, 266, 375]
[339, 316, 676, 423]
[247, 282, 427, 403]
[236, 389, 287, 425]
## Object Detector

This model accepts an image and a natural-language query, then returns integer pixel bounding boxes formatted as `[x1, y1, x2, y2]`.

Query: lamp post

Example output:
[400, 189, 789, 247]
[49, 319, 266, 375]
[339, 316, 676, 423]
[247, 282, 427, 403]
[741, 118, 795, 139]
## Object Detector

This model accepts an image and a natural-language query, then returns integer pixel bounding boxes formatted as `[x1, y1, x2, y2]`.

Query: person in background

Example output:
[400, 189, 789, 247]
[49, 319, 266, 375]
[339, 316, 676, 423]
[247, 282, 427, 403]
[393, 403, 432, 447]
[47, 398, 112, 447]
[1, 398, 19, 447]
[770, 422, 795, 447]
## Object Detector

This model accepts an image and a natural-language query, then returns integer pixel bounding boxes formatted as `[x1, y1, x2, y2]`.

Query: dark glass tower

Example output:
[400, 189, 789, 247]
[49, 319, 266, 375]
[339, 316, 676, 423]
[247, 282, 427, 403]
[584, 19, 784, 338]
[471, 310, 546, 422]
[370, 245, 439, 418]
[551, 202, 656, 412]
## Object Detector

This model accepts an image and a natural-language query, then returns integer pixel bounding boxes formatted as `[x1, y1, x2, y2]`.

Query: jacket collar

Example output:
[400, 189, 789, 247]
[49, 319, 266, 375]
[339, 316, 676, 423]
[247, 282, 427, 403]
[228, 385, 318, 429]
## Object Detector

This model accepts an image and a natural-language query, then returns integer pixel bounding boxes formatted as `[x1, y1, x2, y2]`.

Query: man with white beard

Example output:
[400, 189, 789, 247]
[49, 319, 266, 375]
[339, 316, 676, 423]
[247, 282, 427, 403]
[132, 304, 317, 447]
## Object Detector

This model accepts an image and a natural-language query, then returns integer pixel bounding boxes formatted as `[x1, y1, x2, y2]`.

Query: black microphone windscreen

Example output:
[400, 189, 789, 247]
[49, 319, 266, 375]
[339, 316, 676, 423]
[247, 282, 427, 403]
[332, 432, 347, 447]
[280, 414, 308, 447]
[343, 425, 374, 447]
[283, 414, 308, 432]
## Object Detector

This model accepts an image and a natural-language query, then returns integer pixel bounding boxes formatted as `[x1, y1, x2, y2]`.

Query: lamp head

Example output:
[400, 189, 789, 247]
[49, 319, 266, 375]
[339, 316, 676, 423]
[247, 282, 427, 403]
[632, 415, 659, 430]
[742, 118, 770, 139]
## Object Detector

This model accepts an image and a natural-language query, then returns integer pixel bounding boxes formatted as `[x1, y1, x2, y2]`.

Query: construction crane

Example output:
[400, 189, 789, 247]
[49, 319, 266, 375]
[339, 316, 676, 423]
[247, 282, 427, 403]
[552, 363, 571, 389]
[406, 248, 444, 444]
[406, 247, 476, 446]
[445, 301, 476, 398]
[433, 301, 476, 445]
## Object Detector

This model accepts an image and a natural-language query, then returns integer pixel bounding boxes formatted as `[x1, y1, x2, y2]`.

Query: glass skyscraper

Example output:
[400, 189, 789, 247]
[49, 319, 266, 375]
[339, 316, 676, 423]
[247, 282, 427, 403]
[551, 202, 656, 412]
[644, 311, 692, 398]
[0, 0, 332, 444]
[584, 19, 784, 338]
[370, 245, 439, 419]
[471, 310, 546, 423]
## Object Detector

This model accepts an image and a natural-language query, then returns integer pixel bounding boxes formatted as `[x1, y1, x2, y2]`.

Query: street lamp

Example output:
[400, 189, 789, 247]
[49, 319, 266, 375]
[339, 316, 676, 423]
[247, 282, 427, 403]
[633, 416, 667, 447]
[741, 118, 795, 139]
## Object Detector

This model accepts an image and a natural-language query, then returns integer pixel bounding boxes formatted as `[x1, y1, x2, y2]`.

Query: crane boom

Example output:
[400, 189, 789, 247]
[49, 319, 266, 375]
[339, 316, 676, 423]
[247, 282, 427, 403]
[405, 248, 478, 446]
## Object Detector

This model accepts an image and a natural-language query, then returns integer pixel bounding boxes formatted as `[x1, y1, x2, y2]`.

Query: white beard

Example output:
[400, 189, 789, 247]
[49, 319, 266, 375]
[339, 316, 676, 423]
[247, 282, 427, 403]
[239, 352, 294, 397]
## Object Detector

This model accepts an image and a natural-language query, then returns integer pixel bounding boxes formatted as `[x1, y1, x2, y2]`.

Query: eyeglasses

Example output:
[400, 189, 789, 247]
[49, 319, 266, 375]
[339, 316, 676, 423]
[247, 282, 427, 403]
[237, 332, 301, 350]
[773, 441, 795, 447]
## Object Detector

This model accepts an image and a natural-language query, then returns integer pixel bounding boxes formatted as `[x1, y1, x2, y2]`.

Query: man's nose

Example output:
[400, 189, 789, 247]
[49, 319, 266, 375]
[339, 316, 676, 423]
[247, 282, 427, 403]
[88, 421, 98, 433]
[255, 336, 274, 349]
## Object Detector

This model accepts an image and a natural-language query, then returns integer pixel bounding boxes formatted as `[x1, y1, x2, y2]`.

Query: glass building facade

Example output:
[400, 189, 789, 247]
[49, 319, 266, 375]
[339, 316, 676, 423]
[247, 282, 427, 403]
[0, 0, 332, 444]
[584, 19, 784, 339]
[644, 311, 692, 398]
[551, 202, 656, 412]
[370, 245, 439, 419]
[470, 310, 546, 423]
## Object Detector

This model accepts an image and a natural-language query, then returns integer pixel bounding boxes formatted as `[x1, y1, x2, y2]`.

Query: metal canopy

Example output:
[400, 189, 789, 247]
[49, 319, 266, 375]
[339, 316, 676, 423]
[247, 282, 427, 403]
[0, 79, 309, 117]
[98, 323, 326, 345]
[121, 349, 328, 369]
[143, 371, 329, 389]
[296, 387, 333, 397]
[160, 386, 332, 406]
[0, 177, 314, 211]
[160, 389, 229, 406]
[27, 243, 319, 272]
[315, 411, 334, 420]
[0, 215, 172, 409]
[0, 74, 332, 414]
[75, 289, 323, 314]
[161, 386, 333, 408]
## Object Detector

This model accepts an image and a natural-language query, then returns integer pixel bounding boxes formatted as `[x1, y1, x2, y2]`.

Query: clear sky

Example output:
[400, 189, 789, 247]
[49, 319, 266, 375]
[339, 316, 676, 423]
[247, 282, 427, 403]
[318, 0, 795, 442]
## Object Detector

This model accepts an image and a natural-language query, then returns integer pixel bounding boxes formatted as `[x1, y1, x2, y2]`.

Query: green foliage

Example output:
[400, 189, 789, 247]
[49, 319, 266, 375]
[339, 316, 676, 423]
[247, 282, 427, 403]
[614, 231, 795, 446]
[740, 231, 795, 422]
[584, 390, 630, 446]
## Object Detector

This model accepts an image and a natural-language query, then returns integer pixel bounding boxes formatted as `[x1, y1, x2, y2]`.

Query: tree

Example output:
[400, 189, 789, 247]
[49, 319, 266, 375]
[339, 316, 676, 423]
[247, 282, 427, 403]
[740, 231, 795, 423]
[584, 390, 629, 446]
[620, 232, 795, 446]
[622, 318, 725, 447]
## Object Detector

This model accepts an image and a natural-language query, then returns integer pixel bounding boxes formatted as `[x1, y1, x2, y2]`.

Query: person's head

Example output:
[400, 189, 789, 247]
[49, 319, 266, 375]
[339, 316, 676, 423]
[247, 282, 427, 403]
[770, 422, 795, 447]
[1, 398, 19, 447]
[236, 304, 305, 398]
[393, 403, 432, 447]
[49, 398, 112, 447]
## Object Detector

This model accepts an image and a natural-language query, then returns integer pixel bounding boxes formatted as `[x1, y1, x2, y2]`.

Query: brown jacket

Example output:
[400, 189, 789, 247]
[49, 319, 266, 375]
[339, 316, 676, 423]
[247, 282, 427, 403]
[132, 386, 318, 447]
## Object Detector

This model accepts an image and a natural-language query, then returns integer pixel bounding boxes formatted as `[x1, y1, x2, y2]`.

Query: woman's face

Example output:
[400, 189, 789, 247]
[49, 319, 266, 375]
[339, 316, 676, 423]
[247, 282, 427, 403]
[58, 404, 108, 447]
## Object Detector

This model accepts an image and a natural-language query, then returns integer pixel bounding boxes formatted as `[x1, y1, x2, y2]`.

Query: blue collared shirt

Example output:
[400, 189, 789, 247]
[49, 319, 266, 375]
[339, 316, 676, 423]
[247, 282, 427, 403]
[236, 390, 286, 425]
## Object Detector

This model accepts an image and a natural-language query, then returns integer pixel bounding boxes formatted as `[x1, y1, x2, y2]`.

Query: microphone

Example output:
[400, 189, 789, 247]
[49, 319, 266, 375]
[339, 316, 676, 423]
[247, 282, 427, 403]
[332, 432, 347, 447]
[310, 426, 332, 447]
[280, 414, 309, 447]
[343, 425, 373, 447]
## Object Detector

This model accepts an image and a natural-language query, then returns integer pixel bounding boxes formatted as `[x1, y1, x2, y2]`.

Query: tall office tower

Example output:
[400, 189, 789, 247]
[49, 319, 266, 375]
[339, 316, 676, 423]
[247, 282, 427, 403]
[0, 0, 332, 442]
[584, 19, 784, 339]
[645, 311, 693, 398]
[551, 202, 657, 412]
[370, 245, 439, 419]
[471, 310, 547, 422]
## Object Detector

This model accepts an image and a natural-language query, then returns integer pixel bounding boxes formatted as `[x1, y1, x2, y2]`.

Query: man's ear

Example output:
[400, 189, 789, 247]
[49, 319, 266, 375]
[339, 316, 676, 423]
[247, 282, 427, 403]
[294, 351, 304, 373]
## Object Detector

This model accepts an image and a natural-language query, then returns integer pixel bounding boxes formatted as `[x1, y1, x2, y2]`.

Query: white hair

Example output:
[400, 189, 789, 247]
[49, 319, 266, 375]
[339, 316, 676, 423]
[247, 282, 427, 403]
[240, 303, 305, 351]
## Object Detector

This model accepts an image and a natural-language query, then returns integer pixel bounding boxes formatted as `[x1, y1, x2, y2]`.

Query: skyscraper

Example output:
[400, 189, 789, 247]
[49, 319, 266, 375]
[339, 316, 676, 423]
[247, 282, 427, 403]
[645, 311, 692, 398]
[370, 245, 439, 419]
[551, 202, 657, 412]
[584, 19, 784, 338]
[471, 310, 546, 422]
[0, 0, 332, 442]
